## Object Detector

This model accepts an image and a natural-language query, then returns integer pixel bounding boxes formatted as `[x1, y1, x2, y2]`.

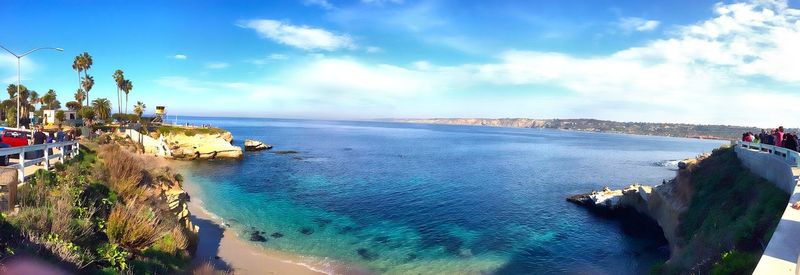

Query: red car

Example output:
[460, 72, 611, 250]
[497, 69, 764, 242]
[1, 129, 30, 147]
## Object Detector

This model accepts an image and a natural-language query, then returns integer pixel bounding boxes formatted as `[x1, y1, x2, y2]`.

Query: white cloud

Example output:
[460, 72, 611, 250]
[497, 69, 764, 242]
[173, 54, 187, 60]
[205, 62, 229, 69]
[365, 46, 383, 53]
[155, 76, 211, 93]
[304, 0, 334, 9]
[239, 19, 356, 51]
[618, 17, 661, 32]
[246, 54, 289, 65]
[161, 1, 800, 126]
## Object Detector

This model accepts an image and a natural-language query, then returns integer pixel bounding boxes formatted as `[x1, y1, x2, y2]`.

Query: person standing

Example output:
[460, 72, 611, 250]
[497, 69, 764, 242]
[32, 125, 47, 161]
[776, 126, 785, 147]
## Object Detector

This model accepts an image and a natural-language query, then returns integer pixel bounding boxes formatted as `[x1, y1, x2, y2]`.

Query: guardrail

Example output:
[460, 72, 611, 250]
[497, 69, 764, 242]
[736, 141, 800, 167]
[0, 140, 80, 183]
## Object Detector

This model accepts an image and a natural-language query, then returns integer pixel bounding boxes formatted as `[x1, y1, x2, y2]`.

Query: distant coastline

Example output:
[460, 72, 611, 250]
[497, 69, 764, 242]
[393, 118, 778, 140]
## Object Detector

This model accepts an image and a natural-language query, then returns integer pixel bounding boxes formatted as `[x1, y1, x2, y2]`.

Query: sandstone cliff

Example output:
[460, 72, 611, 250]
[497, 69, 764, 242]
[161, 131, 243, 160]
[568, 148, 787, 274]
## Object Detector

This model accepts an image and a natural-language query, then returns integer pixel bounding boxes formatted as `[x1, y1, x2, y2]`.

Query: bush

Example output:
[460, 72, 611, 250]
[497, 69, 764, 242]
[98, 145, 145, 202]
[97, 242, 129, 271]
[106, 204, 170, 252]
[710, 251, 758, 275]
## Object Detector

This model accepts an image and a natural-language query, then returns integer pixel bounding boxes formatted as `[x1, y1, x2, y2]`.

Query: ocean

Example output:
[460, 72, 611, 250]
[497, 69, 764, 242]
[176, 117, 727, 274]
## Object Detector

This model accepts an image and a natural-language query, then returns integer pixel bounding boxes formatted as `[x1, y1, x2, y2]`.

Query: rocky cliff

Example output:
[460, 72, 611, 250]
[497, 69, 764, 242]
[159, 131, 243, 160]
[568, 148, 787, 274]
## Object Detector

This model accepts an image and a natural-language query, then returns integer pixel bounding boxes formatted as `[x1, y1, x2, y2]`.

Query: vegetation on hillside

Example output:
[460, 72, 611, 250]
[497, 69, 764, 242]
[655, 147, 788, 274]
[0, 141, 200, 274]
[156, 125, 226, 137]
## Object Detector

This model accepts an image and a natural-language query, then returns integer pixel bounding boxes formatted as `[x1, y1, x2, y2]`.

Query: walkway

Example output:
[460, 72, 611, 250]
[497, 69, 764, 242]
[735, 141, 800, 275]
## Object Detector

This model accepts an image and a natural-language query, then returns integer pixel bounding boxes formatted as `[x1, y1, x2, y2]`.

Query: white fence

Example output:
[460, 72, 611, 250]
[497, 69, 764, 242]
[0, 141, 80, 183]
[736, 141, 800, 167]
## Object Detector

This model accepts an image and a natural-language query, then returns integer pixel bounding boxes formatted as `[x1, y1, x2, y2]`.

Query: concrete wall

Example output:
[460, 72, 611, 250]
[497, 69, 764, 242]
[734, 146, 796, 194]
[735, 145, 800, 275]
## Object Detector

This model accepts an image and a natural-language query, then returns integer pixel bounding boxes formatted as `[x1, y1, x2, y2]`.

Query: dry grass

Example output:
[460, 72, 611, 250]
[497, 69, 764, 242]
[192, 261, 234, 275]
[106, 203, 171, 252]
[98, 145, 146, 202]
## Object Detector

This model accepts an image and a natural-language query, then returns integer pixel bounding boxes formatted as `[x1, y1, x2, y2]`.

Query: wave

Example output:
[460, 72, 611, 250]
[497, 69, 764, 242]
[652, 159, 680, 170]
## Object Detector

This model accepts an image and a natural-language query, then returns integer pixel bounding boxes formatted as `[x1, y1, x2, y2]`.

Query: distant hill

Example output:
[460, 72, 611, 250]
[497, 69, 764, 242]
[394, 118, 791, 140]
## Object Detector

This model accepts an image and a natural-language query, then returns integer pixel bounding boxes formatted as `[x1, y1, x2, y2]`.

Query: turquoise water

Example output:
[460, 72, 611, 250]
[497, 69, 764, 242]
[179, 118, 727, 274]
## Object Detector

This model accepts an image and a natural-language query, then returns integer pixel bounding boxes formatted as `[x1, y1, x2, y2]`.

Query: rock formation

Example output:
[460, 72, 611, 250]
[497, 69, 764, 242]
[162, 131, 243, 160]
[244, 139, 272, 151]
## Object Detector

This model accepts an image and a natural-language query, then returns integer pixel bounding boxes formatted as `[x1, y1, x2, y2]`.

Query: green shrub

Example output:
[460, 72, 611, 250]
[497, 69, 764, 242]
[97, 242, 129, 270]
[710, 251, 758, 275]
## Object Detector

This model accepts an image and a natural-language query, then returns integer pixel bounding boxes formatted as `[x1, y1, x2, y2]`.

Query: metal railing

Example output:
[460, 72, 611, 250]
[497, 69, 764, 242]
[0, 141, 80, 183]
[736, 141, 800, 167]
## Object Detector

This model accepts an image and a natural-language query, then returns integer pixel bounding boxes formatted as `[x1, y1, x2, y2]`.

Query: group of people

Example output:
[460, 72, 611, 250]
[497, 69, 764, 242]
[741, 126, 800, 151]
[30, 125, 76, 159]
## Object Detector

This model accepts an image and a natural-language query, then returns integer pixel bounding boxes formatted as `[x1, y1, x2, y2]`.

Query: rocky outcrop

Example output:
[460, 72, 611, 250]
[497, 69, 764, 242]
[244, 139, 272, 151]
[567, 184, 651, 215]
[567, 154, 710, 268]
[162, 131, 243, 160]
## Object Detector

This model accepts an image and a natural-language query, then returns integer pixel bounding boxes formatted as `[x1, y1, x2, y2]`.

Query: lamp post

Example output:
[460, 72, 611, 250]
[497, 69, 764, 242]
[0, 45, 63, 128]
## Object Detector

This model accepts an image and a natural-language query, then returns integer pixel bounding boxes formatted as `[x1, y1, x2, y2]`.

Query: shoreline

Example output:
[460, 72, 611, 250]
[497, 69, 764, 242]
[166, 160, 369, 275]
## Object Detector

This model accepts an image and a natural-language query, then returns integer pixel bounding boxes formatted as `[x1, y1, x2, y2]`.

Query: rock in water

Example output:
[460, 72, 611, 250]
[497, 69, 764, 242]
[244, 139, 272, 151]
[250, 231, 267, 242]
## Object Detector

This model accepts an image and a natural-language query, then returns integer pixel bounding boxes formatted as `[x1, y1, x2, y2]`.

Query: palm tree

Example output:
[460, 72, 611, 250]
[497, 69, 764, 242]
[29, 91, 39, 110]
[133, 101, 146, 121]
[72, 55, 85, 100]
[74, 89, 86, 104]
[42, 89, 57, 110]
[91, 98, 112, 121]
[112, 70, 124, 114]
[81, 75, 94, 106]
[81, 52, 93, 73]
[121, 79, 133, 114]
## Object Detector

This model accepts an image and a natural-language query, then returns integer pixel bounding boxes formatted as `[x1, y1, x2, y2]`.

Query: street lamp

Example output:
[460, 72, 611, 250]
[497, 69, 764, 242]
[0, 45, 63, 128]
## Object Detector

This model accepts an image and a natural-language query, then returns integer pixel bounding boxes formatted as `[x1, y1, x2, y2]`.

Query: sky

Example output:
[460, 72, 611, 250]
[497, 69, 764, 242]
[1, 0, 799, 127]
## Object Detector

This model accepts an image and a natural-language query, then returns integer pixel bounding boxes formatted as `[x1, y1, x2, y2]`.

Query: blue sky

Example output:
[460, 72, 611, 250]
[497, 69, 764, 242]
[1, 0, 799, 127]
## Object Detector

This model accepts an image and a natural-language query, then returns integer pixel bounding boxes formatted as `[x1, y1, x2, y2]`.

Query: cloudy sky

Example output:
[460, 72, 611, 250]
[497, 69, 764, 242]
[1, 0, 799, 127]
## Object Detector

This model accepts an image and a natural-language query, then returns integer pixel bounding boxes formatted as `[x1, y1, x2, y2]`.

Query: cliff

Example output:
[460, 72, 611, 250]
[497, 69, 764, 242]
[568, 147, 788, 274]
[154, 126, 243, 160]
[396, 118, 781, 140]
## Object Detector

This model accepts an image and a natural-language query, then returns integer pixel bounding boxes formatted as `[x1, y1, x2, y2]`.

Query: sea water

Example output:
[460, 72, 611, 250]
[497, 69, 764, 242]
[177, 117, 727, 274]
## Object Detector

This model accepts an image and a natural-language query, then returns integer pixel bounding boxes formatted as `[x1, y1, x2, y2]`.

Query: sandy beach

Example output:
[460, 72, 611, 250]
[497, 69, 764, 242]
[167, 160, 370, 275]
[187, 198, 330, 275]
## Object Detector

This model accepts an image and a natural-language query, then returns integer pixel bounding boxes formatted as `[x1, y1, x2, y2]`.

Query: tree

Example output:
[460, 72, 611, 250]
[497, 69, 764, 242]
[55, 110, 65, 123]
[81, 75, 94, 107]
[113, 70, 125, 115]
[121, 79, 133, 114]
[80, 106, 95, 126]
[72, 52, 93, 106]
[41, 90, 58, 110]
[29, 91, 39, 110]
[72, 55, 85, 102]
[66, 101, 82, 111]
[133, 101, 146, 121]
[74, 89, 85, 105]
[92, 98, 112, 121]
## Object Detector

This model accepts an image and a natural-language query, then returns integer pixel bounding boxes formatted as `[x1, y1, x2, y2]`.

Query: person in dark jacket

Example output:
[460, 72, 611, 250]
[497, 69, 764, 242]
[32, 125, 47, 160]
[759, 129, 770, 145]
[783, 133, 798, 151]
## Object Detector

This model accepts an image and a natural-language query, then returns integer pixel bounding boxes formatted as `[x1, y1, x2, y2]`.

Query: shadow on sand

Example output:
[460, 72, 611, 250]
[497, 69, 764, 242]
[190, 213, 234, 271]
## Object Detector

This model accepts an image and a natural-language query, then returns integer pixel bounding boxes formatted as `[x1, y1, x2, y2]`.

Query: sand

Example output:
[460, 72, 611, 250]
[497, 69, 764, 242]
[187, 199, 330, 275]
[166, 159, 371, 275]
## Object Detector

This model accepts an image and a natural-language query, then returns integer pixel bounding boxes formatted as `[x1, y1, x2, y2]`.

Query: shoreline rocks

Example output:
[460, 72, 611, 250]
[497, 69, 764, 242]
[244, 139, 272, 151]
[162, 131, 244, 160]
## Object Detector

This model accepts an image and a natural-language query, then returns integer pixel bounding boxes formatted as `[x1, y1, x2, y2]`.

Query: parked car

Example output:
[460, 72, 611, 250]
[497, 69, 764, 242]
[1, 129, 30, 147]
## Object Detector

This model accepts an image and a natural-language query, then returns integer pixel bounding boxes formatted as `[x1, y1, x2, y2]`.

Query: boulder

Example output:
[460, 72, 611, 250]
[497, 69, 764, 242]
[244, 139, 272, 151]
